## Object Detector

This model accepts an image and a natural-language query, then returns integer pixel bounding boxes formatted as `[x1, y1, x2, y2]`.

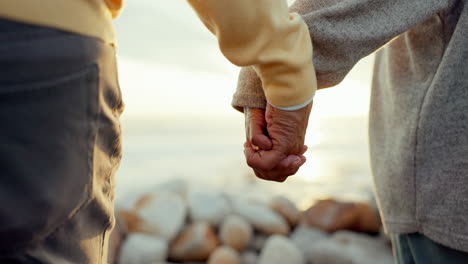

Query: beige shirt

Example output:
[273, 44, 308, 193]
[188, 0, 316, 108]
[0, 0, 121, 44]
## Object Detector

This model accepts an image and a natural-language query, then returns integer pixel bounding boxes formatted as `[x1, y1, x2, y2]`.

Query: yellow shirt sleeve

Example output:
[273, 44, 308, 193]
[187, 0, 317, 108]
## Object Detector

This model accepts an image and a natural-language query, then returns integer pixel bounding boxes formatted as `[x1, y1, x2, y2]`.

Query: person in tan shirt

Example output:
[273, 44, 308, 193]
[0, 0, 314, 263]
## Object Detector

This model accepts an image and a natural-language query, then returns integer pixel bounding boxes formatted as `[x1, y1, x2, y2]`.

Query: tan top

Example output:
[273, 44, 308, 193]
[188, 0, 316, 108]
[0, 0, 122, 44]
[0, 0, 316, 108]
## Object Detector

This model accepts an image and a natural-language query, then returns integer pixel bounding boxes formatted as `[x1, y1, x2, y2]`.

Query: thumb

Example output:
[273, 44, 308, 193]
[244, 141, 284, 171]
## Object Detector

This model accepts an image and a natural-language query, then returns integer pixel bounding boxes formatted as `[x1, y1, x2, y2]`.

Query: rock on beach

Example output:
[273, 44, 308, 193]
[258, 235, 305, 264]
[232, 199, 289, 235]
[208, 246, 241, 264]
[169, 222, 219, 262]
[119, 233, 168, 264]
[189, 192, 231, 227]
[269, 196, 301, 226]
[135, 192, 187, 241]
[219, 215, 253, 251]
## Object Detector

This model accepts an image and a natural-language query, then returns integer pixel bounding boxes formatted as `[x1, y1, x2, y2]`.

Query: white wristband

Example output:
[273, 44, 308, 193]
[268, 95, 314, 111]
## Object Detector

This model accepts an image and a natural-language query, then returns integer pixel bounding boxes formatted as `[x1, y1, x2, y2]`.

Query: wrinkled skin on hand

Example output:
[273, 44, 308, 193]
[244, 102, 312, 182]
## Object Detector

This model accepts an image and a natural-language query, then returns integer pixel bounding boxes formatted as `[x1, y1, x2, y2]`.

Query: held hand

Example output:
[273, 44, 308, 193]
[243, 102, 312, 182]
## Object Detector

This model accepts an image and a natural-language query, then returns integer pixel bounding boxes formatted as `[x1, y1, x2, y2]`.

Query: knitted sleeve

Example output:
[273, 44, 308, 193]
[232, 0, 450, 111]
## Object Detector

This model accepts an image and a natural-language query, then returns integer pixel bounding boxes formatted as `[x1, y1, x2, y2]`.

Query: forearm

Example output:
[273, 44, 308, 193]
[188, 0, 316, 108]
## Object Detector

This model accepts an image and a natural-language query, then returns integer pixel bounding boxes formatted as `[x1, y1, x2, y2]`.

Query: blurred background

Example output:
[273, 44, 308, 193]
[113, 0, 376, 209]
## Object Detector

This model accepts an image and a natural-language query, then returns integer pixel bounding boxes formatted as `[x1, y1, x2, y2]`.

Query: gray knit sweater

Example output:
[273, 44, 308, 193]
[233, 0, 468, 252]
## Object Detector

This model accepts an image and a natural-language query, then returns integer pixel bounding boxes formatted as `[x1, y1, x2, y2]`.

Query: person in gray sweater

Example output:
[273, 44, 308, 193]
[234, 0, 468, 262]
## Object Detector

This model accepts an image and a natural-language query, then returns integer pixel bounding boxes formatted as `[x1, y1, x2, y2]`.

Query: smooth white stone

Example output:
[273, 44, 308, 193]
[258, 235, 305, 264]
[220, 215, 253, 251]
[290, 224, 328, 261]
[169, 222, 219, 262]
[232, 199, 289, 235]
[137, 192, 187, 241]
[119, 233, 168, 264]
[309, 231, 393, 264]
[189, 192, 231, 226]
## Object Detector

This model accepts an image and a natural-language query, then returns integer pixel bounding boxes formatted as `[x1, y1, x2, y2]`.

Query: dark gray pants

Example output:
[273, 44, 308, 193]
[0, 19, 124, 263]
[392, 233, 468, 264]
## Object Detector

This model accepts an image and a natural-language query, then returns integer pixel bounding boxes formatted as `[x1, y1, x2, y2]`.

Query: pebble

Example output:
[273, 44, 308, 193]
[169, 222, 219, 262]
[118, 233, 167, 264]
[258, 235, 305, 264]
[117, 210, 141, 233]
[309, 231, 393, 264]
[269, 196, 301, 226]
[352, 203, 382, 233]
[219, 215, 253, 251]
[301, 199, 381, 233]
[189, 192, 231, 227]
[290, 224, 327, 262]
[232, 199, 289, 235]
[136, 192, 187, 241]
[207, 246, 241, 264]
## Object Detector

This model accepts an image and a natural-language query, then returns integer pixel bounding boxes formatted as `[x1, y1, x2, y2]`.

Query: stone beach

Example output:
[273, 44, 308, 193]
[110, 179, 393, 264]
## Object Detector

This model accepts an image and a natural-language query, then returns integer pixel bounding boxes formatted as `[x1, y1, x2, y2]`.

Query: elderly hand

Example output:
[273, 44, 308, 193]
[243, 102, 312, 182]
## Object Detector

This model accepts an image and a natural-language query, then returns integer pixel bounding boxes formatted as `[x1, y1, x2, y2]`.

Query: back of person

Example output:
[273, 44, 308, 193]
[370, 0, 468, 252]
[234, 0, 468, 261]
[0, 1, 124, 263]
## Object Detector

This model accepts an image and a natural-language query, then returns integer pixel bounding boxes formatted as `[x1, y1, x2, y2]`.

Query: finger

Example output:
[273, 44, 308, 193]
[249, 115, 272, 150]
[254, 166, 300, 182]
[264, 156, 305, 181]
[276, 155, 302, 168]
[244, 143, 284, 171]
[251, 155, 305, 180]
[251, 133, 272, 151]
[276, 154, 307, 170]
[271, 163, 303, 181]
[253, 170, 288, 182]
[281, 155, 306, 169]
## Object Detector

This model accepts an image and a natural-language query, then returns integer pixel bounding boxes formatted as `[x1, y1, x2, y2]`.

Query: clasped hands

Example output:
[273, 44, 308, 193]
[243, 102, 312, 182]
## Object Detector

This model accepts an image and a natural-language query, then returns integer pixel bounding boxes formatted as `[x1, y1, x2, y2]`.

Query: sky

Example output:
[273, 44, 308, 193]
[113, 0, 375, 118]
